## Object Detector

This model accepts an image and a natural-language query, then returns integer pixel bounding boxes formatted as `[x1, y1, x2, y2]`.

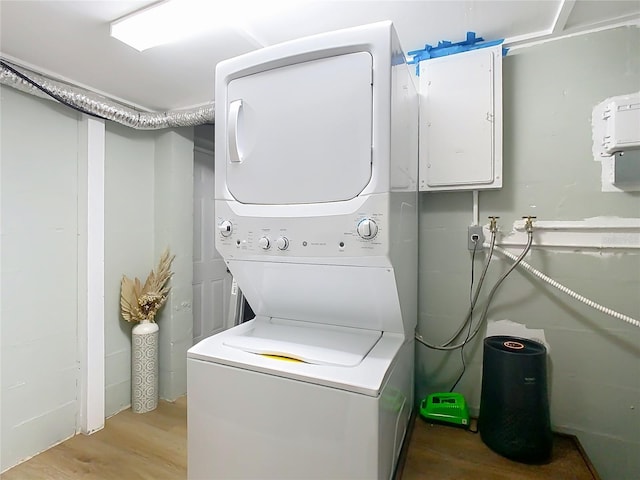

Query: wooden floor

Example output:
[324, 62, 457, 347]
[2, 397, 598, 480]
[1, 397, 187, 480]
[400, 417, 599, 480]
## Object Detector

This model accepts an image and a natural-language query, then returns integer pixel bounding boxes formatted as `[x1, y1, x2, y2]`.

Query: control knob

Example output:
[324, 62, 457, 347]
[258, 236, 271, 250]
[357, 218, 378, 240]
[218, 220, 233, 237]
[276, 237, 289, 251]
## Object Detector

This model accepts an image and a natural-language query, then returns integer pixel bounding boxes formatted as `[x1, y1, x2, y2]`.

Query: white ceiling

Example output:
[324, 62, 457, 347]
[1, 1, 639, 112]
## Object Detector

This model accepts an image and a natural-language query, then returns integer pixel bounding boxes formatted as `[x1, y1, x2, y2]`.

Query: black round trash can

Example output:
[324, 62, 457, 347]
[478, 336, 552, 463]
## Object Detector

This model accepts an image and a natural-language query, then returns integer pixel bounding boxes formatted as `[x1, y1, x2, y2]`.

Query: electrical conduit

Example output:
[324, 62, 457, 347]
[0, 59, 214, 129]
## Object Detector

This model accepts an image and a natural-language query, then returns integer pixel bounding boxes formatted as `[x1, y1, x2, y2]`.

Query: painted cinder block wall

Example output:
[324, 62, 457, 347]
[1, 86, 194, 470]
[415, 26, 640, 480]
[0, 86, 80, 472]
[104, 123, 156, 416]
[104, 124, 194, 416]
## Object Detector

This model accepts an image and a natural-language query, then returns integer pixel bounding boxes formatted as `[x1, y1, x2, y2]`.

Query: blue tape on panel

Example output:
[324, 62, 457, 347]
[408, 31, 508, 75]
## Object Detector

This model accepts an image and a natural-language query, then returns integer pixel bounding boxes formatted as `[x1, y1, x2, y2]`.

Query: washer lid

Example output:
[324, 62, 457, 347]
[188, 317, 405, 396]
[222, 317, 381, 367]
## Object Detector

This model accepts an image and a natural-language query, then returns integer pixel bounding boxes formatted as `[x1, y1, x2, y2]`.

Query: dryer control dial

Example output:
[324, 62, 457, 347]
[357, 218, 378, 240]
[276, 237, 289, 251]
[218, 220, 233, 237]
[258, 236, 271, 250]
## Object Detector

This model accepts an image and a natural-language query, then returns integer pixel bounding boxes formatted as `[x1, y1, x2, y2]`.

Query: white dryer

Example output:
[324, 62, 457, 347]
[188, 21, 418, 480]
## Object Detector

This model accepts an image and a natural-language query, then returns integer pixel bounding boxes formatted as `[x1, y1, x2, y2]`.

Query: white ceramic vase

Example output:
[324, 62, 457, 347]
[132, 319, 159, 413]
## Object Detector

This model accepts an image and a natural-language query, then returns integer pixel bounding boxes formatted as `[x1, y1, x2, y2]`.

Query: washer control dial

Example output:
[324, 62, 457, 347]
[356, 218, 378, 240]
[258, 236, 271, 250]
[276, 237, 289, 251]
[218, 220, 233, 237]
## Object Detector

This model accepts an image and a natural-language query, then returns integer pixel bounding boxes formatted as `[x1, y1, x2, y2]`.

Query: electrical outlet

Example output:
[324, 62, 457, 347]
[468, 225, 485, 251]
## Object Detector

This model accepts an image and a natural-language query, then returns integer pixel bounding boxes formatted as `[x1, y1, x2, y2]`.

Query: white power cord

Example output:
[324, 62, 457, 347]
[491, 244, 640, 329]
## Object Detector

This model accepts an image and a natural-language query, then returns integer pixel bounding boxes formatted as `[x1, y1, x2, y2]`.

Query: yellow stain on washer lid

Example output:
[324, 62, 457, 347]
[260, 354, 305, 363]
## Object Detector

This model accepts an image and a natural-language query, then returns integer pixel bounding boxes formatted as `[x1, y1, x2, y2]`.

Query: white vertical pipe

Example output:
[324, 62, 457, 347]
[472, 190, 480, 225]
[77, 115, 105, 434]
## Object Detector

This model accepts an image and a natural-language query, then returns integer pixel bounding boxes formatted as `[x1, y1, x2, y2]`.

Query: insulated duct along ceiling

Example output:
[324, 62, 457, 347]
[0, 61, 214, 129]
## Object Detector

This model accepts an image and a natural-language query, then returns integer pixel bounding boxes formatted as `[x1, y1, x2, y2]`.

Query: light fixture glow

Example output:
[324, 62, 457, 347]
[110, 0, 298, 51]
[110, 0, 224, 51]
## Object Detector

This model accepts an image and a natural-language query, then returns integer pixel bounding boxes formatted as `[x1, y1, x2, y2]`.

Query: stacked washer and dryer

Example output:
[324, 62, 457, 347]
[187, 21, 418, 480]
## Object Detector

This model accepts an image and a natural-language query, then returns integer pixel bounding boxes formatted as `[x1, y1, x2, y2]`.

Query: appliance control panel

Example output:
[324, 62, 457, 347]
[215, 203, 389, 260]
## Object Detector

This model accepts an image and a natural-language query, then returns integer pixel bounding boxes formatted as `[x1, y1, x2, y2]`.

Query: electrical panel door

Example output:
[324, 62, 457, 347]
[418, 46, 503, 191]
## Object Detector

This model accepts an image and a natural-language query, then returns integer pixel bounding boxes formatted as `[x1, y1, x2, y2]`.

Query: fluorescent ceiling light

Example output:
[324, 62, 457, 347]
[111, 0, 221, 51]
[110, 0, 296, 51]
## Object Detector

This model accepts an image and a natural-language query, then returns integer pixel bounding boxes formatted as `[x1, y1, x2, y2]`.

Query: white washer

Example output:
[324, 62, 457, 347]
[189, 317, 414, 479]
[188, 21, 418, 480]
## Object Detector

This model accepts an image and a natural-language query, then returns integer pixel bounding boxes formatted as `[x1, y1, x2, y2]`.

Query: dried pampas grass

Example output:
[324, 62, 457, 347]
[120, 248, 175, 323]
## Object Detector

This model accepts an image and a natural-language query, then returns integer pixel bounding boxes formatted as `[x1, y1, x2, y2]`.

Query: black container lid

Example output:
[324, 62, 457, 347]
[484, 335, 546, 356]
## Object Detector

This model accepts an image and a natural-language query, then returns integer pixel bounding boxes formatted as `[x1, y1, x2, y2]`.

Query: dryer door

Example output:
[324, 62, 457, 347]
[225, 52, 373, 205]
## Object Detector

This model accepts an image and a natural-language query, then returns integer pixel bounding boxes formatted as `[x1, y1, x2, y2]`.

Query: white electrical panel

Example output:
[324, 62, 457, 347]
[418, 46, 503, 191]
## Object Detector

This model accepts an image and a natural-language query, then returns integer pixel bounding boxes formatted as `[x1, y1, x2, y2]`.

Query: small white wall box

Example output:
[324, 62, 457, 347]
[416, 44, 503, 191]
[593, 92, 640, 190]
[602, 96, 640, 155]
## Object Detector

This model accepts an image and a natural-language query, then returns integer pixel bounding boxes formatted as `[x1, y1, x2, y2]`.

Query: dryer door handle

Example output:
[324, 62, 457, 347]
[228, 99, 243, 163]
